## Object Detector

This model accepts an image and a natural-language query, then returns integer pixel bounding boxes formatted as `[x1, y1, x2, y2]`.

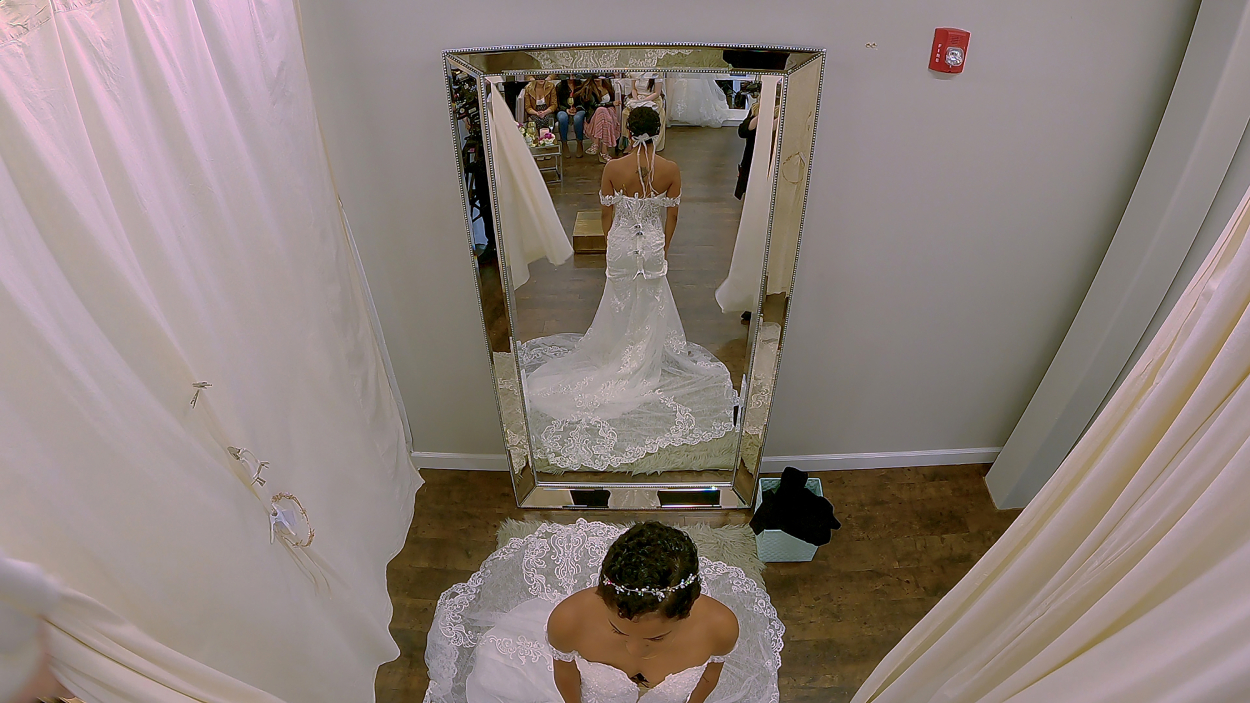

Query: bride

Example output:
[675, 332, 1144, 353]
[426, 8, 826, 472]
[423, 520, 784, 703]
[520, 107, 738, 472]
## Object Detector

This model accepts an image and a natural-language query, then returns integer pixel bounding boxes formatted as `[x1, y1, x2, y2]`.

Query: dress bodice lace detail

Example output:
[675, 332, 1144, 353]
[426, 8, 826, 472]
[549, 647, 727, 703]
[555, 651, 711, 703]
[599, 190, 681, 208]
[425, 520, 783, 703]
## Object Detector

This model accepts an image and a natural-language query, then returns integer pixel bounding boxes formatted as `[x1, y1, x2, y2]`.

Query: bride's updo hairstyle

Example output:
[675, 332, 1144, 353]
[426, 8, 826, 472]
[598, 522, 701, 620]
[626, 106, 661, 142]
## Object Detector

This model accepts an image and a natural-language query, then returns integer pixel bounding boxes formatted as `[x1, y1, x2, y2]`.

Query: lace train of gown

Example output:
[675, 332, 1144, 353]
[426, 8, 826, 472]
[521, 189, 738, 472]
[425, 521, 784, 703]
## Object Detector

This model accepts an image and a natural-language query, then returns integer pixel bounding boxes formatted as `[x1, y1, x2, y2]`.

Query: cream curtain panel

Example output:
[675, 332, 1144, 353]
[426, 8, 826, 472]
[0, 0, 419, 701]
[852, 182, 1250, 702]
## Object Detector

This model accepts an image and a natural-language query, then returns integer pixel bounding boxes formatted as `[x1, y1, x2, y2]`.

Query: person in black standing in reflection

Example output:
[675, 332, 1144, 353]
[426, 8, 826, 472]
[733, 96, 760, 201]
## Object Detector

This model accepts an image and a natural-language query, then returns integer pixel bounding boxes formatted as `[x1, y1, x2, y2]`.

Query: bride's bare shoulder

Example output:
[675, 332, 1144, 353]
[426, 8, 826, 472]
[547, 588, 600, 649]
[695, 595, 740, 655]
[602, 156, 630, 174]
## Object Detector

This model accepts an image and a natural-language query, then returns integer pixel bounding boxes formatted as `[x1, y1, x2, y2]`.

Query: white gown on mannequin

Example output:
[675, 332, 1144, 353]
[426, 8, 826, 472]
[424, 520, 784, 703]
[520, 151, 738, 471]
[666, 76, 731, 128]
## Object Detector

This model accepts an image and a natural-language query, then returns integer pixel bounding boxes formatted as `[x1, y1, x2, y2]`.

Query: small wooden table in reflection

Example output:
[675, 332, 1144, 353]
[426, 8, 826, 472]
[528, 143, 562, 183]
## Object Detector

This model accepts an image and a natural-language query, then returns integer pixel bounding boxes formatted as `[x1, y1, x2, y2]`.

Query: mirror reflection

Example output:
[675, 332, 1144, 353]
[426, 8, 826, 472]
[484, 71, 783, 479]
[449, 45, 824, 507]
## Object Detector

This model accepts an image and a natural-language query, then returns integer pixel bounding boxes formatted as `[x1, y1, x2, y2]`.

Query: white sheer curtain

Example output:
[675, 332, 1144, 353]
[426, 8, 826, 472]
[716, 76, 780, 314]
[0, 0, 419, 701]
[852, 182, 1250, 702]
[486, 78, 573, 290]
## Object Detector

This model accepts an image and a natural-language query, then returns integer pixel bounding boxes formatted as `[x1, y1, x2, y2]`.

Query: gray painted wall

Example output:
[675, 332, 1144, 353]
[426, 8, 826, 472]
[296, 0, 1198, 463]
[987, 0, 1250, 506]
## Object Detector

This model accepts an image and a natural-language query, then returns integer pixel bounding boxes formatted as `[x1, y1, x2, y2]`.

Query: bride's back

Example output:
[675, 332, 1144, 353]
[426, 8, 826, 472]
[602, 150, 680, 199]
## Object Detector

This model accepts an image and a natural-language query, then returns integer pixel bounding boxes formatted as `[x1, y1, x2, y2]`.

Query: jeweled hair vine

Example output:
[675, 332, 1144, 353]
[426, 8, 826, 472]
[596, 522, 702, 620]
[600, 570, 700, 600]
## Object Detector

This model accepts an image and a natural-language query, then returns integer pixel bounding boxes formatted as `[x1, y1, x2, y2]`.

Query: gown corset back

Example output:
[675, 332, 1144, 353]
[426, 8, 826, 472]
[600, 191, 679, 281]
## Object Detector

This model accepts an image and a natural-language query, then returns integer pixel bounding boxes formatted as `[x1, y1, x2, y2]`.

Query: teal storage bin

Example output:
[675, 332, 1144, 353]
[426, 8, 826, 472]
[754, 477, 824, 562]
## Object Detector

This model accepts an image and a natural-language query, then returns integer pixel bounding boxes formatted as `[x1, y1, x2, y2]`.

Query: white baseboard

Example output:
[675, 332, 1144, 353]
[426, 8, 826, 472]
[412, 447, 1001, 473]
[759, 447, 1001, 473]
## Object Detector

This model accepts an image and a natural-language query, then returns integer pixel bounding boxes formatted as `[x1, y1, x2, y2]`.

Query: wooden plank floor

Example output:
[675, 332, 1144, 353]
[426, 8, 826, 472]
[378, 466, 1021, 702]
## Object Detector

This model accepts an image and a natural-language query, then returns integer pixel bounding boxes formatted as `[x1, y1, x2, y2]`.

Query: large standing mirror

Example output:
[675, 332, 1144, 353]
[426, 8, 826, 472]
[445, 44, 823, 509]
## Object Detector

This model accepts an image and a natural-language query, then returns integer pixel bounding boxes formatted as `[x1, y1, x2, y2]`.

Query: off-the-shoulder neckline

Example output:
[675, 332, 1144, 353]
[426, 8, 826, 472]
[601, 189, 680, 201]
[560, 650, 711, 691]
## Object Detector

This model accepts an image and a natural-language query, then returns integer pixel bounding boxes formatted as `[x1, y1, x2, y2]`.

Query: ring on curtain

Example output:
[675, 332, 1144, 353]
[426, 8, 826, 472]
[270, 493, 314, 548]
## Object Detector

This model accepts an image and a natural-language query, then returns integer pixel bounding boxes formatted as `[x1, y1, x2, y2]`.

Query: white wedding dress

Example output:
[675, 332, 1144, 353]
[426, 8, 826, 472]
[519, 157, 738, 471]
[665, 77, 732, 128]
[424, 521, 784, 703]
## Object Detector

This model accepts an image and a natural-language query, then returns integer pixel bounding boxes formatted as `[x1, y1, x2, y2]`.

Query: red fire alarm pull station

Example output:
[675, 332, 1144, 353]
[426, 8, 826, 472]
[930, 28, 970, 73]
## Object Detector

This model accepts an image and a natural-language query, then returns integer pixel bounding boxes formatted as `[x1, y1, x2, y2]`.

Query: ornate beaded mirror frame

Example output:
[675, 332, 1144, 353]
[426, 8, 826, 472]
[444, 43, 824, 509]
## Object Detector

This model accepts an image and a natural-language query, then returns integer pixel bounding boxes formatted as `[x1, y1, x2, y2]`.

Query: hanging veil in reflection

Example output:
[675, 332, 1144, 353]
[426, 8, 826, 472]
[486, 78, 573, 289]
[520, 141, 738, 472]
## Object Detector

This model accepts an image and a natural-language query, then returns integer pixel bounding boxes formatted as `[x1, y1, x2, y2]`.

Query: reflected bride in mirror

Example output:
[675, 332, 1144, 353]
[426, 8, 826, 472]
[520, 106, 739, 474]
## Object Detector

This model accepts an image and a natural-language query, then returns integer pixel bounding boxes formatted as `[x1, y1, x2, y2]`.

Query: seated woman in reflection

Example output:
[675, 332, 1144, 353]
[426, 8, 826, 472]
[524, 76, 558, 132]
[519, 107, 738, 472]
[462, 522, 782, 703]
[584, 77, 620, 162]
[556, 77, 588, 158]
